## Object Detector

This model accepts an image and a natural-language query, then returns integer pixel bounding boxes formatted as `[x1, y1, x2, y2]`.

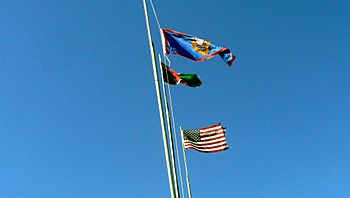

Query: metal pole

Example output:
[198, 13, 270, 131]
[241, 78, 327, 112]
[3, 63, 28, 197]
[158, 54, 180, 198]
[180, 127, 193, 198]
[142, 0, 176, 197]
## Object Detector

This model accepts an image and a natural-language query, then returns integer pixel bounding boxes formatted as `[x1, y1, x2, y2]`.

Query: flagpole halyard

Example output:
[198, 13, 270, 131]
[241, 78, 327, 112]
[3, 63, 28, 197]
[180, 127, 193, 198]
[161, 53, 187, 197]
[142, 1, 176, 197]
[159, 54, 181, 198]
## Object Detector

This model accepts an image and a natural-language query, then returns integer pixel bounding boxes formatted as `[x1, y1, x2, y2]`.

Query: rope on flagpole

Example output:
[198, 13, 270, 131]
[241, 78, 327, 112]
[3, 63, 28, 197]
[159, 54, 181, 198]
[165, 55, 187, 198]
[149, 1, 186, 197]
[149, 1, 188, 197]
[161, 53, 186, 198]
[180, 127, 193, 198]
[149, 0, 161, 29]
[142, 0, 176, 196]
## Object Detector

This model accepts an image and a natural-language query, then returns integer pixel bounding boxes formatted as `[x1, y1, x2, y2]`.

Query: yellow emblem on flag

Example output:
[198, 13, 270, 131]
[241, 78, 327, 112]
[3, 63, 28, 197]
[191, 38, 211, 56]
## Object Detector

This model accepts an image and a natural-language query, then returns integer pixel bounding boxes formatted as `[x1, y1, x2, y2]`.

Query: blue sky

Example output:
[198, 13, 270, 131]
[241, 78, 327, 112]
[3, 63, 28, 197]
[1, 0, 349, 197]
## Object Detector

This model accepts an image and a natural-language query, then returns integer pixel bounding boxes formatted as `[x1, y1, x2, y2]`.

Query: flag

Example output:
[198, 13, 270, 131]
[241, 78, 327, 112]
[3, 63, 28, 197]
[162, 63, 202, 87]
[182, 123, 229, 153]
[161, 28, 236, 66]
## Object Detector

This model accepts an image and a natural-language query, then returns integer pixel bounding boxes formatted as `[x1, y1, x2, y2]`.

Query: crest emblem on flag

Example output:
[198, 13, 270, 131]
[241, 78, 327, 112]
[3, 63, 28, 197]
[191, 38, 211, 56]
[161, 28, 236, 66]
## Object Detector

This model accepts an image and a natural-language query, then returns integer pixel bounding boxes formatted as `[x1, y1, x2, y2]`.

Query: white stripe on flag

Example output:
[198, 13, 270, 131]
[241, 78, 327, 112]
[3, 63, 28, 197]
[185, 145, 228, 152]
[184, 136, 226, 146]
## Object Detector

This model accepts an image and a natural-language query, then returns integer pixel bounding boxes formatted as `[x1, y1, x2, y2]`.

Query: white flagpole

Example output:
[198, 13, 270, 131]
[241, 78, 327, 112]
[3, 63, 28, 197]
[142, 0, 176, 197]
[158, 54, 180, 198]
[180, 127, 193, 198]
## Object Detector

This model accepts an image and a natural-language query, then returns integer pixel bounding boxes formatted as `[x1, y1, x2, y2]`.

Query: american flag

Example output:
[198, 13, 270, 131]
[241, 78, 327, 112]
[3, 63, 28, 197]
[182, 123, 229, 153]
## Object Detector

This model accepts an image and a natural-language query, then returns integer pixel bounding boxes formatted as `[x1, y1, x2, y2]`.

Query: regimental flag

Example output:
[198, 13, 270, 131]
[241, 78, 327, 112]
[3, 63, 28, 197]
[182, 123, 229, 153]
[161, 28, 236, 67]
[162, 63, 202, 87]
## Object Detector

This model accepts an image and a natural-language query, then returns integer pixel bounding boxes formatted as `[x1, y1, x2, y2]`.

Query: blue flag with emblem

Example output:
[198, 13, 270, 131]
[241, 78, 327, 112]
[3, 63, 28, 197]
[161, 28, 236, 67]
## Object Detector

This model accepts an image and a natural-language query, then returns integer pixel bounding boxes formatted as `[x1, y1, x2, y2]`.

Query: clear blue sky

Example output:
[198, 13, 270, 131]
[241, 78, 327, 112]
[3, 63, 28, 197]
[1, 0, 349, 197]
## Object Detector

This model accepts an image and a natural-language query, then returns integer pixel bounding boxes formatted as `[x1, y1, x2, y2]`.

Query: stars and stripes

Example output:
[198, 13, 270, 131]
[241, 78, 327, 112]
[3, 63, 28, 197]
[182, 123, 229, 153]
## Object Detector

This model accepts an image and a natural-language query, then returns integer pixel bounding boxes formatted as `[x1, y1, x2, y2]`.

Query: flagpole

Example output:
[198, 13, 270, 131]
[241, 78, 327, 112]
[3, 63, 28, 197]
[158, 54, 180, 198]
[142, 1, 176, 197]
[180, 127, 193, 198]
